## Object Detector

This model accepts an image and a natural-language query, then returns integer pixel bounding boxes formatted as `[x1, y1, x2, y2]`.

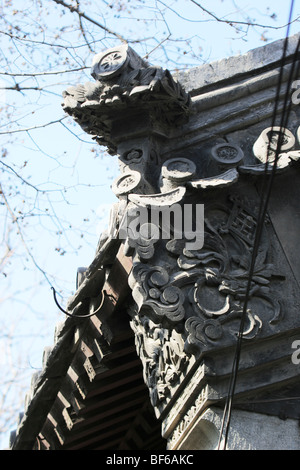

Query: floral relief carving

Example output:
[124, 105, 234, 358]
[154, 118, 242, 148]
[129, 315, 189, 407]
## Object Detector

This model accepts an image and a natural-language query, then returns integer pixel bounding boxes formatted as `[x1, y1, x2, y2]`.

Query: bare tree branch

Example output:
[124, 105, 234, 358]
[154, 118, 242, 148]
[52, 0, 127, 43]
[189, 0, 300, 30]
[0, 67, 88, 77]
[76, 0, 95, 53]
[0, 183, 54, 288]
[0, 242, 14, 274]
[0, 161, 40, 192]
[0, 117, 67, 135]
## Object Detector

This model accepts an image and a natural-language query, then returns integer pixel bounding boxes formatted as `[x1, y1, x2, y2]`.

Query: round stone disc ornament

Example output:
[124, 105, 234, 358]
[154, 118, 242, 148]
[161, 157, 196, 182]
[253, 126, 295, 163]
[211, 143, 244, 166]
[112, 170, 141, 196]
[91, 44, 129, 80]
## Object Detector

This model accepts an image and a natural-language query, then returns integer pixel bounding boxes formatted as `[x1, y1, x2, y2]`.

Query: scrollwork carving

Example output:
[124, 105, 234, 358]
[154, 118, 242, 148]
[128, 186, 186, 206]
[188, 168, 239, 190]
[171, 196, 282, 354]
[124, 222, 159, 262]
[121, 148, 143, 164]
[129, 193, 284, 360]
[129, 264, 186, 325]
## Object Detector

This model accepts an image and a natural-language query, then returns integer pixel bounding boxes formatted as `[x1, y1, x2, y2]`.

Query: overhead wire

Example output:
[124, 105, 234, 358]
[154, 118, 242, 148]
[217, 0, 300, 450]
[51, 286, 105, 318]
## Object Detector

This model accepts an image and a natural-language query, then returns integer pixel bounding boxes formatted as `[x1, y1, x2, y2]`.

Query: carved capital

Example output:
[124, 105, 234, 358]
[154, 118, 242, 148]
[62, 44, 191, 154]
[61, 48, 300, 428]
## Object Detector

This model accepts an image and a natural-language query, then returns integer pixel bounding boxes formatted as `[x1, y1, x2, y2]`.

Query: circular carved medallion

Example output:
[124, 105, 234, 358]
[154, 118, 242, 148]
[211, 143, 244, 165]
[91, 45, 129, 80]
[162, 157, 196, 182]
[112, 170, 141, 196]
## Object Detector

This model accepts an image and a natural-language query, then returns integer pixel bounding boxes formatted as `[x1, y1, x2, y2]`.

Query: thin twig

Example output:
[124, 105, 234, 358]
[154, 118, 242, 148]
[52, 0, 127, 43]
[0, 161, 40, 192]
[0, 117, 67, 135]
[190, 0, 300, 30]
[0, 183, 53, 287]
[0, 67, 88, 77]
[76, 0, 94, 53]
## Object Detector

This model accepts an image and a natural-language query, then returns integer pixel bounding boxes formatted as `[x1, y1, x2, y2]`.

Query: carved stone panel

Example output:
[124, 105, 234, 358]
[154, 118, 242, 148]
[129, 314, 189, 410]
[126, 179, 296, 418]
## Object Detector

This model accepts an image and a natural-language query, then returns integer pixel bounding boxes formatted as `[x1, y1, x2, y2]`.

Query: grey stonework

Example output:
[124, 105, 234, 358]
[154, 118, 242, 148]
[173, 407, 300, 450]
[10, 34, 300, 450]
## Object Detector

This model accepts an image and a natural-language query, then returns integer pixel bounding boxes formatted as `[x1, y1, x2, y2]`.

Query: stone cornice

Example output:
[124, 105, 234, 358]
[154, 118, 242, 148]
[175, 33, 300, 96]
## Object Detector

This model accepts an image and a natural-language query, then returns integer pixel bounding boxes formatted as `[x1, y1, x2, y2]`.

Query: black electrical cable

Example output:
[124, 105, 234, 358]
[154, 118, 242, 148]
[51, 286, 105, 318]
[218, 0, 299, 450]
[219, 39, 300, 451]
[220, 38, 300, 450]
